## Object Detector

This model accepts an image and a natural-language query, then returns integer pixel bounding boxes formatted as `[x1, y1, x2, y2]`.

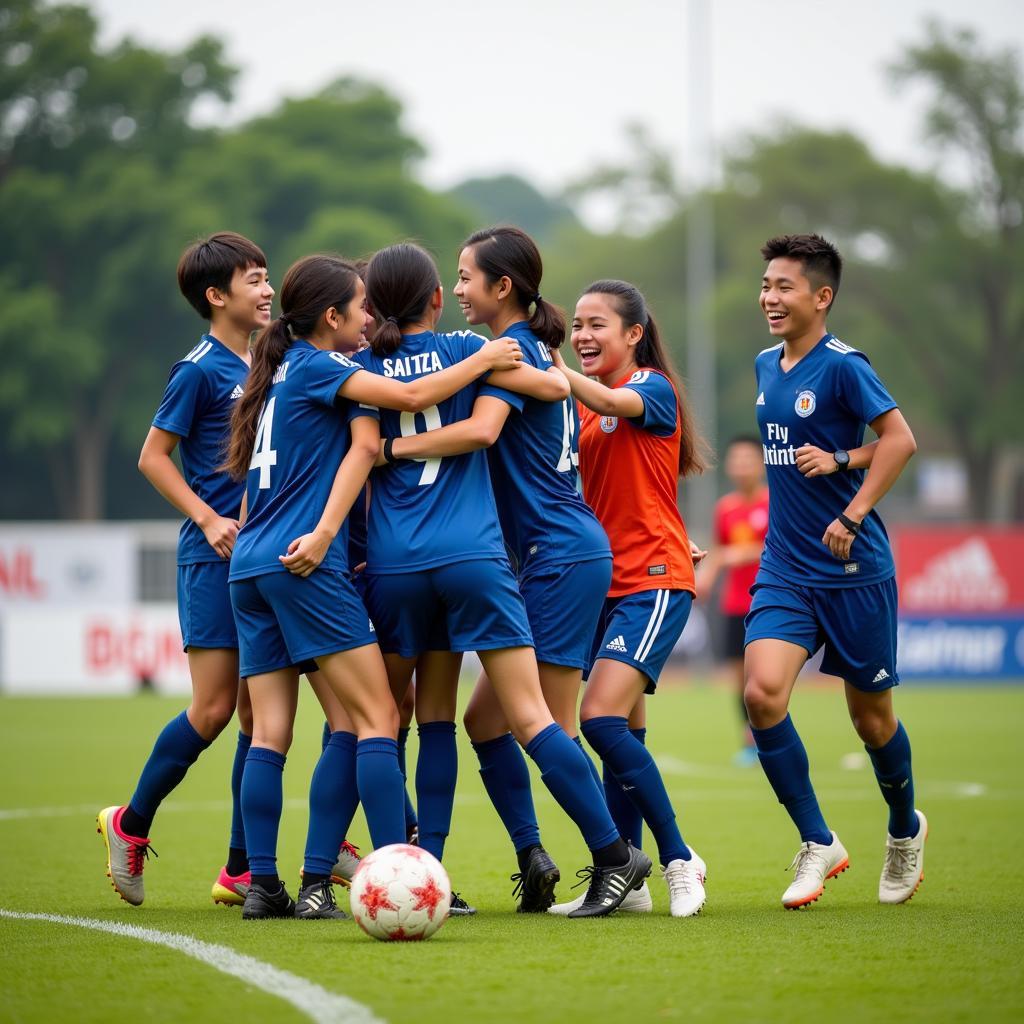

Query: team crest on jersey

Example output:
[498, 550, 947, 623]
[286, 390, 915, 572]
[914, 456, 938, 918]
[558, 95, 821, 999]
[628, 370, 650, 385]
[794, 390, 816, 418]
[600, 416, 618, 433]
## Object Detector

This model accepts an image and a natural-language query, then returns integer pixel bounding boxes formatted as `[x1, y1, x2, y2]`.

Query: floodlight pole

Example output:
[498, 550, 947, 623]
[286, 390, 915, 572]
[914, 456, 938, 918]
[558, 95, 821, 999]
[685, 0, 717, 543]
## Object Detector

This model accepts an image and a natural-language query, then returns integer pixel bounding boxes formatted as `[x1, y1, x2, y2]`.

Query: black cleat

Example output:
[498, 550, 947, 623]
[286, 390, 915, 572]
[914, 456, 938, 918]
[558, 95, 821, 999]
[512, 847, 561, 913]
[449, 891, 477, 916]
[566, 844, 653, 918]
[295, 880, 348, 920]
[242, 882, 296, 920]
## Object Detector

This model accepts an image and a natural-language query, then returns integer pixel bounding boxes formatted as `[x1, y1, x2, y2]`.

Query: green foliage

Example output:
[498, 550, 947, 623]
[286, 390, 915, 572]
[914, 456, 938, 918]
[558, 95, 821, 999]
[448, 173, 580, 243]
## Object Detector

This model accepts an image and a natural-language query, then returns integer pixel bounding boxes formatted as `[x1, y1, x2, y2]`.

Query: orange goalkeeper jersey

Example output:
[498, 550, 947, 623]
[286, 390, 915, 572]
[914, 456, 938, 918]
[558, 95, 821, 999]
[578, 368, 695, 598]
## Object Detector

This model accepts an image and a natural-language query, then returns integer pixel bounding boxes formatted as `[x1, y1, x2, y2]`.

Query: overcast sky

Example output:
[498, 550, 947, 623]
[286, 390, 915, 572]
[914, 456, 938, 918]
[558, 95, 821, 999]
[91, 0, 1023, 199]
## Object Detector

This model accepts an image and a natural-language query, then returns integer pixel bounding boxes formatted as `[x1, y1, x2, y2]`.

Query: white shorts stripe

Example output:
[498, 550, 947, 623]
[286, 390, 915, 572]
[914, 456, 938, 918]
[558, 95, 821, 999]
[634, 590, 668, 663]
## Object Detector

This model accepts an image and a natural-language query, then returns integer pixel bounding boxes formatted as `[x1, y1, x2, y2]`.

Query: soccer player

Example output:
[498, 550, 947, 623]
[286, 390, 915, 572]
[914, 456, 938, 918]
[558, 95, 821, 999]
[97, 232, 271, 908]
[382, 226, 613, 912]
[745, 233, 924, 909]
[222, 253, 523, 919]
[698, 436, 769, 765]
[360, 243, 652, 918]
[549, 280, 711, 918]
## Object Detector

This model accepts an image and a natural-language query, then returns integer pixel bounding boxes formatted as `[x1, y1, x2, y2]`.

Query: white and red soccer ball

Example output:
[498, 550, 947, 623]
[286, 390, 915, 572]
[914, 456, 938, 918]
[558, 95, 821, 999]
[349, 843, 451, 941]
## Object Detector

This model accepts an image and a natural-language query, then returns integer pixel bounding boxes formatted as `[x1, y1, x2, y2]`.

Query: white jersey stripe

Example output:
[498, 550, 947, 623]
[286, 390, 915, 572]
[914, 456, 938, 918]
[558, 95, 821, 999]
[186, 340, 213, 363]
[634, 590, 667, 663]
[637, 589, 671, 663]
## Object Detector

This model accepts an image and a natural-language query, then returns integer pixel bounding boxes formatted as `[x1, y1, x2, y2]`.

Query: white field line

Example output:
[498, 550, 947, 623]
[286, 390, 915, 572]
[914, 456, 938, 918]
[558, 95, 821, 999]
[0, 909, 383, 1024]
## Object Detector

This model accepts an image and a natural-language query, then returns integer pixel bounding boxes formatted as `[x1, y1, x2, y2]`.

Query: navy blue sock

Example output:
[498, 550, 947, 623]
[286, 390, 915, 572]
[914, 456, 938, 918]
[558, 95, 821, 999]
[473, 732, 540, 853]
[127, 711, 210, 835]
[398, 726, 418, 832]
[751, 714, 831, 845]
[355, 737, 406, 848]
[581, 716, 689, 865]
[304, 731, 360, 877]
[415, 721, 457, 861]
[321, 721, 331, 752]
[228, 730, 251, 865]
[241, 746, 286, 877]
[866, 721, 918, 839]
[600, 728, 646, 851]
[525, 723, 618, 852]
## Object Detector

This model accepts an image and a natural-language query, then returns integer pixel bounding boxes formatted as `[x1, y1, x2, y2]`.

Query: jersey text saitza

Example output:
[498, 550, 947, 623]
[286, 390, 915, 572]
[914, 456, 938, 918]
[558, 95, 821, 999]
[353, 331, 507, 574]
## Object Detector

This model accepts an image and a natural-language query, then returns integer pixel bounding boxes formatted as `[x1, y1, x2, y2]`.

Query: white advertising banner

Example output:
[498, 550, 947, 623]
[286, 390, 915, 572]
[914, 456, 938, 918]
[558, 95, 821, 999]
[1, 604, 190, 695]
[0, 524, 136, 606]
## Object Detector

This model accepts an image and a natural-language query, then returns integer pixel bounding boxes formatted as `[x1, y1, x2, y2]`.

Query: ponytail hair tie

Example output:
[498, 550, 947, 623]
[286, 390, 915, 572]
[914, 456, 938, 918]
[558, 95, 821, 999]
[385, 315, 399, 325]
[279, 314, 291, 328]
[533, 293, 542, 305]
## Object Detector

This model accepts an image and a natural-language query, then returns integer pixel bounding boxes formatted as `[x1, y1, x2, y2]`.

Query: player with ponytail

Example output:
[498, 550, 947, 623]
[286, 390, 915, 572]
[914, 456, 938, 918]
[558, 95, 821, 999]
[549, 279, 712, 918]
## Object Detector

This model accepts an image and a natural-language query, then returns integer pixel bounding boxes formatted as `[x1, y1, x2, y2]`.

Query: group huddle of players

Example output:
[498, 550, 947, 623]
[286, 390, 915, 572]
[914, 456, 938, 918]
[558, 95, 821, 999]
[96, 227, 926, 923]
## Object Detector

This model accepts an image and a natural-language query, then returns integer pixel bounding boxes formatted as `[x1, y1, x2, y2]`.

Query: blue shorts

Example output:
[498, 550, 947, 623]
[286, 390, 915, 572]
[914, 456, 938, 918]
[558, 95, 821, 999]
[177, 561, 237, 651]
[587, 588, 693, 693]
[230, 569, 376, 677]
[520, 558, 612, 669]
[744, 575, 900, 691]
[364, 558, 532, 658]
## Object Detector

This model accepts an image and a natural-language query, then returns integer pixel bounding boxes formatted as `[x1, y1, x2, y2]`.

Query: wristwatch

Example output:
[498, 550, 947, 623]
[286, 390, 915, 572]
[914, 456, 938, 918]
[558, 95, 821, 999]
[833, 450, 851, 472]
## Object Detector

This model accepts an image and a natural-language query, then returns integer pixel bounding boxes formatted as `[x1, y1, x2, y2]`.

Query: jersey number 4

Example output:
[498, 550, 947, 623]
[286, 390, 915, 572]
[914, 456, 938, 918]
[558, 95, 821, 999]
[400, 404, 442, 486]
[250, 396, 278, 490]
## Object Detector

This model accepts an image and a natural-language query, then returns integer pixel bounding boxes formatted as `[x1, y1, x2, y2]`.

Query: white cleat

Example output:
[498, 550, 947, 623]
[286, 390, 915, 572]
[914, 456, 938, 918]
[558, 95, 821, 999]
[330, 841, 361, 887]
[663, 850, 707, 917]
[548, 879, 653, 915]
[879, 810, 927, 904]
[782, 832, 849, 909]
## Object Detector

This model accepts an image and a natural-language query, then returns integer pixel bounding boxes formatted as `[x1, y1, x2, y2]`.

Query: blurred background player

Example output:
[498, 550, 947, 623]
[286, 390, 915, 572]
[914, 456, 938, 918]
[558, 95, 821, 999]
[97, 232, 272, 909]
[744, 233, 925, 910]
[550, 280, 711, 918]
[699, 436, 769, 765]
[362, 244, 652, 918]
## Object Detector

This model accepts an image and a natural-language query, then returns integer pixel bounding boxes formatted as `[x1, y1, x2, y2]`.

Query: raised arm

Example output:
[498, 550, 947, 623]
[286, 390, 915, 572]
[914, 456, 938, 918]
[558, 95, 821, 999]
[387, 396, 512, 463]
[549, 348, 643, 417]
[338, 337, 521, 413]
[279, 416, 380, 577]
[139, 426, 238, 559]
[821, 408, 917, 560]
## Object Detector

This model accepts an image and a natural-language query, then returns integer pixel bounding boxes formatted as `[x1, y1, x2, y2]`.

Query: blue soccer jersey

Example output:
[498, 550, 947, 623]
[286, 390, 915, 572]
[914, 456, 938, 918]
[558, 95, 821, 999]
[152, 334, 249, 565]
[754, 333, 898, 587]
[229, 341, 366, 581]
[477, 322, 610, 577]
[353, 331, 508, 574]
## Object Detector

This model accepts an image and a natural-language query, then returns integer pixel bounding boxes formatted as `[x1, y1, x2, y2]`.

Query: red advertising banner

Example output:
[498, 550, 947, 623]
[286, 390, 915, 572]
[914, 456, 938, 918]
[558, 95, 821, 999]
[893, 526, 1024, 614]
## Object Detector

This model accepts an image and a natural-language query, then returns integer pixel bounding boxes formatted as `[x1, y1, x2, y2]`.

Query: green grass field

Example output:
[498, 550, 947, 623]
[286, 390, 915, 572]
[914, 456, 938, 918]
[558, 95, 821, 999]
[1, 680, 1021, 1023]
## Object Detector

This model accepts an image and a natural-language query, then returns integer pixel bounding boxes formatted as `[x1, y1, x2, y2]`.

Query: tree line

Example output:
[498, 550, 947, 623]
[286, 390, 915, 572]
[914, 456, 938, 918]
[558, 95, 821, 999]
[1, 2, 1020, 520]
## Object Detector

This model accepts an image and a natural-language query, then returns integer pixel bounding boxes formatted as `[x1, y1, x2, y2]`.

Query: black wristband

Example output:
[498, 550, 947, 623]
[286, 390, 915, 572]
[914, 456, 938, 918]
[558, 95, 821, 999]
[837, 512, 861, 536]
[383, 436, 396, 464]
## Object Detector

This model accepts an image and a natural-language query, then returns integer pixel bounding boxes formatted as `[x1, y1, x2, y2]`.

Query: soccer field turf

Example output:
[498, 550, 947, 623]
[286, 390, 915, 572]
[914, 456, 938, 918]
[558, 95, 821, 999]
[0, 681, 1021, 1023]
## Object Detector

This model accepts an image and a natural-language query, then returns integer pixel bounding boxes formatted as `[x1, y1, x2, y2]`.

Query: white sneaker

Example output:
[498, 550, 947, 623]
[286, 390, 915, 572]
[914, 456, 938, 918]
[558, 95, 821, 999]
[663, 850, 707, 917]
[330, 841, 361, 887]
[548, 879, 653, 915]
[879, 810, 927, 904]
[781, 832, 849, 909]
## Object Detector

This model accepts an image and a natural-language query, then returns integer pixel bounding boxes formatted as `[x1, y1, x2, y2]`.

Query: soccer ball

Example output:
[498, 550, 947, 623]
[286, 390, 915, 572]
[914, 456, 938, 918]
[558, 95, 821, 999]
[349, 843, 451, 941]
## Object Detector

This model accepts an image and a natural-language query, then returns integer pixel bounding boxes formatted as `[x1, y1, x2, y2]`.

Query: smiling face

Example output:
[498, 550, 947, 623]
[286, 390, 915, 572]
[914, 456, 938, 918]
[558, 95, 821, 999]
[212, 263, 274, 334]
[328, 277, 373, 353]
[760, 257, 831, 343]
[453, 246, 506, 327]
[571, 292, 643, 382]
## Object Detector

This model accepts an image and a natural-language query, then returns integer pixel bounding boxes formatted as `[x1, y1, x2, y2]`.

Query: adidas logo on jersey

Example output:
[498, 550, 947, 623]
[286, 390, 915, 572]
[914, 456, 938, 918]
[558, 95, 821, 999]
[230, 384, 245, 400]
[605, 635, 628, 652]
[756, 392, 765, 406]
[872, 668, 890, 683]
